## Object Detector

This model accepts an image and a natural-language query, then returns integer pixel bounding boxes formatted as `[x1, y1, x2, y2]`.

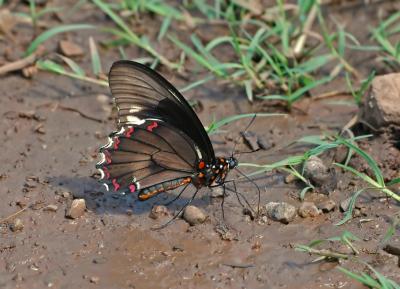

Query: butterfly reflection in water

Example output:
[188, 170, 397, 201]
[97, 60, 255, 227]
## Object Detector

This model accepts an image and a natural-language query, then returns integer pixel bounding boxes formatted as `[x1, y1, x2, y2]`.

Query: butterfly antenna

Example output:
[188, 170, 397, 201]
[234, 168, 261, 217]
[230, 114, 257, 158]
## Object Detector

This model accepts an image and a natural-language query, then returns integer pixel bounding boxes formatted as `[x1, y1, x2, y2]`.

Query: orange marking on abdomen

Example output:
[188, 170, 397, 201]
[138, 177, 191, 201]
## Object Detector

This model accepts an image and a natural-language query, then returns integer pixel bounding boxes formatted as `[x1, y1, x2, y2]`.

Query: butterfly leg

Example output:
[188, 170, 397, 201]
[221, 184, 226, 220]
[163, 183, 190, 206]
[234, 168, 261, 217]
[151, 188, 200, 230]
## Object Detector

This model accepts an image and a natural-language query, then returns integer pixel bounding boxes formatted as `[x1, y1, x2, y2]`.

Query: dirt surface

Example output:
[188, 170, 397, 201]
[1, 1, 400, 289]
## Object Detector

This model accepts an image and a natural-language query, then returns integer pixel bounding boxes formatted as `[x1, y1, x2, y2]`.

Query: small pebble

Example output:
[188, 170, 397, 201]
[90, 276, 100, 284]
[284, 174, 297, 184]
[93, 257, 107, 264]
[210, 187, 224, 198]
[304, 156, 329, 186]
[149, 205, 170, 219]
[43, 204, 58, 212]
[58, 40, 84, 57]
[340, 197, 352, 212]
[182, 205, 207, 226]
[298, 202, 320, 218]
[318, 199, 336, 213]
[10, 218, 24, 232]
[65, 199, 86, 219]
[241, 131, 259, 151]
[264, 202, 296, 224]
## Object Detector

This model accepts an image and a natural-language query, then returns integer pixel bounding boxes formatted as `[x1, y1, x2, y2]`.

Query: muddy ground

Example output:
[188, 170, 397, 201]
[1, 1, 400, 289]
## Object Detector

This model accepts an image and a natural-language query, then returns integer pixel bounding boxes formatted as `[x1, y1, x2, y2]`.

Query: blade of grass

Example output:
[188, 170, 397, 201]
[25, 24, 95, 56]
[89, 37, 102, 76]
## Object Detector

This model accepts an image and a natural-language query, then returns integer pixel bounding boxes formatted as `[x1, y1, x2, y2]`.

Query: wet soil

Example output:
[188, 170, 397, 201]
[1, 1, 400, 289]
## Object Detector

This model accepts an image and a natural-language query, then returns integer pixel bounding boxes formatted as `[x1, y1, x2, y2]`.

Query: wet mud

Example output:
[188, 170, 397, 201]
[1, 1, 400, 289]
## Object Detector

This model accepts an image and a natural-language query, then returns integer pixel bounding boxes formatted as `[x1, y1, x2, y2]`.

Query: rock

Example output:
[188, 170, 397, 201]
[334, 145, 348, 164]
[241, 131, 259, 151]
[257, 136, 272, 150]
[359, 73, 400, 139]
[66, 199, 86, 219]
[58, 40, 84, 57]
[10, 218, 24, 232]
[304, 156, 336, 194]
[210, 187, 224, 198]
[298, 202, 320, 218]
[182, 205, 207, 226]
[90, 276, 100, 284]
[340, 197, 352, 212]
[43, 204, 58, 212]
[284, 174, 297, 184]
[318, 199, 336, 213]
[304, 156, 329, 186]
[265, 202, 296, 224]
[149, 205, 170, 220]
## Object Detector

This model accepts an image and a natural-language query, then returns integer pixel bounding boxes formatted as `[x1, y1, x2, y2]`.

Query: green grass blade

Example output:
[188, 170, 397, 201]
[387, 178, 400, 186]
[25, 24, 95, 56]
[337, 267, 381, 288]
[206, 113, 285, 135]
[158, 16, 172, 41]
[337, 138, 385, 187]
[334, 163, 381, 187]
[335, 188, 366, 226]
[89, 37, 102, 76]
[57, 55, 85, 76]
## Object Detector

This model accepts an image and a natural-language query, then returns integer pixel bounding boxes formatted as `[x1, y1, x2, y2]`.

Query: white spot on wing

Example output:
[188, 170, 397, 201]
[97, 153, 106, 165]
[103, 183, 109, 191]
[116, 127, 125, 135]
[125, 116, 145, 125]
[100, 137, 113, 149]
[98, 168, 105, 179]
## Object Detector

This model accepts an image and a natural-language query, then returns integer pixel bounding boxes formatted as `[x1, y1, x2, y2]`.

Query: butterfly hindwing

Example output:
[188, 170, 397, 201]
[97, 120, 198, 193]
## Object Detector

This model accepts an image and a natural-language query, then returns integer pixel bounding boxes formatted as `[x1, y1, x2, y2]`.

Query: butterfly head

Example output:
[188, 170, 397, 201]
[227, 157, 238, 170]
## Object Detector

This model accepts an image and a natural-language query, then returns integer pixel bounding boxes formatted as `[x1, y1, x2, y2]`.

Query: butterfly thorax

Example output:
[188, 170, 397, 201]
[192, 156, 238, 188]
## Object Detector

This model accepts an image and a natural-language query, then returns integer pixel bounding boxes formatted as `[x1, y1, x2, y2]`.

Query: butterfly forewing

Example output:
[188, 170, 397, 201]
[109, 61, 215, 163]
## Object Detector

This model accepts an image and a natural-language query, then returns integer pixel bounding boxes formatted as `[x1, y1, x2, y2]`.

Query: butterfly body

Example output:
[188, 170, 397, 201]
[97, 60, 237, 202]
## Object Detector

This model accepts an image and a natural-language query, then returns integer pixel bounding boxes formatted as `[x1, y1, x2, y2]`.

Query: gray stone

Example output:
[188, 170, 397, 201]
[182, 205, 207, 226]
[265, 202, 296, 224]
[359, 73, 400, 138]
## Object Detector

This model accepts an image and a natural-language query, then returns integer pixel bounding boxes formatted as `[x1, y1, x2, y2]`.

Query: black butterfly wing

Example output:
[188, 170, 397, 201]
[97, 120, 198, 193]
[109, 60, 215, 163]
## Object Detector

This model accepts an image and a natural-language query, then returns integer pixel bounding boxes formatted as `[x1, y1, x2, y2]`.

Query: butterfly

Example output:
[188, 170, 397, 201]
[96, 60, 239, 212]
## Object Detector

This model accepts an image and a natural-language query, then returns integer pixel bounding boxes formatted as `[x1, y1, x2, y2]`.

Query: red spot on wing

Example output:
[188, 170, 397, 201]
[147, 121, 158, 132]
[104, 150, 112, 164]
[112, 179, 120, 191]
[198, 161, 205, 169]
[129, 184, 136, 193]
[113, 137, 120, 149]
[102, 167, 110, 179]
[125, 127, 134, 138]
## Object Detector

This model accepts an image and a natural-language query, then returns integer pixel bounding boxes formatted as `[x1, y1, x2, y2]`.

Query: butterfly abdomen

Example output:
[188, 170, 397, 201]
[138, 177, 192, 201]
